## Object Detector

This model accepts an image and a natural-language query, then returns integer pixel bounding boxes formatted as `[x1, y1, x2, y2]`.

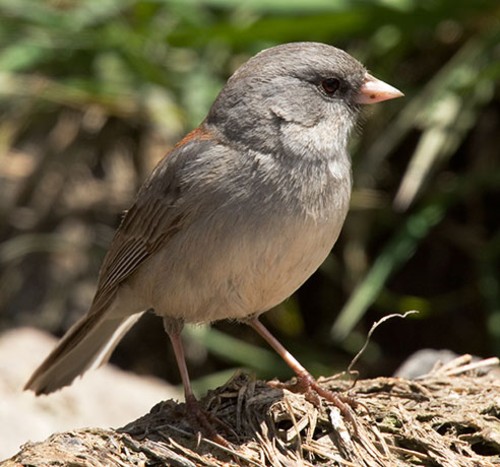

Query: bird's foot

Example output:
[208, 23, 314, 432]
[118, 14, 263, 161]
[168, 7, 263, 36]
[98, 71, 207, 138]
[271, 373, 362, 433]
[185, 394, 235, 448]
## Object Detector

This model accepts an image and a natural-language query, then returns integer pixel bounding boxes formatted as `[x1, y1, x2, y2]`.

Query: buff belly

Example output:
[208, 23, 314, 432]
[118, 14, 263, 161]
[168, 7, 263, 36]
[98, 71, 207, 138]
[113, 206, 347, 324]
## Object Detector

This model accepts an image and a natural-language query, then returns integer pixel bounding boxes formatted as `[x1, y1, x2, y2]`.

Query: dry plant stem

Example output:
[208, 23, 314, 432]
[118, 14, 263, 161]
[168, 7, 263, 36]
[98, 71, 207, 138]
[10, 367, 500, 466]
[348, 310, 419, 373]
[163, 318, 231, 448]
[248, 318, 358, 426]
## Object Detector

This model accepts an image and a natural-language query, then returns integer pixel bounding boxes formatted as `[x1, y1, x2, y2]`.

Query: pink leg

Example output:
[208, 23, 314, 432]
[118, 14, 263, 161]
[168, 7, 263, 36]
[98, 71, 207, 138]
[248, 318, 357, 416]
[164, 320, 195, 402]
[163, 318, 231, 446]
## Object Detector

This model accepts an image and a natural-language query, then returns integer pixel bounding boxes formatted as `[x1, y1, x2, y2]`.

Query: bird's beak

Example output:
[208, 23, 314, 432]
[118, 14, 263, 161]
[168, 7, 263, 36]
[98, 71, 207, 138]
[355, 74, 404, 104]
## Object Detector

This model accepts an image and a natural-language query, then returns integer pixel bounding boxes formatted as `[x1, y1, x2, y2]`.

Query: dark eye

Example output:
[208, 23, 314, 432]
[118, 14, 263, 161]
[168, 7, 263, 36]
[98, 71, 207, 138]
[320, 78, 340, 96]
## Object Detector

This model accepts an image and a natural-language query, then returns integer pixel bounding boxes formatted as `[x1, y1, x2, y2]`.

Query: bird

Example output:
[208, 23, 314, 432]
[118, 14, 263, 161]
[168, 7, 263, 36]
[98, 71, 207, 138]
[25, 42, 402, 422]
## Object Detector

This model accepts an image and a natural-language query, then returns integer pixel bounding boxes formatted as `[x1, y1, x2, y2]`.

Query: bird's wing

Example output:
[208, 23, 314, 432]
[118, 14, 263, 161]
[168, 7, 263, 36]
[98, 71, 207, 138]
[89, 126, 217, 317]
[24, 127, 223, 393]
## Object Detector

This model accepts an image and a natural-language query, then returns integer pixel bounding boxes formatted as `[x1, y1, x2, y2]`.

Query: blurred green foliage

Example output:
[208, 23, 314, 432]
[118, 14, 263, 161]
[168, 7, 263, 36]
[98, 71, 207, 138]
[0, 0, 499, 393]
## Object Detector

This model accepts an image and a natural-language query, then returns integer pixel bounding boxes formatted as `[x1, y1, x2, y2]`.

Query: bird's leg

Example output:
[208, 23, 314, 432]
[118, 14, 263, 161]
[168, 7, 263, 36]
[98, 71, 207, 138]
[248, 318, 358, 419]
[163, 317, 231, 446]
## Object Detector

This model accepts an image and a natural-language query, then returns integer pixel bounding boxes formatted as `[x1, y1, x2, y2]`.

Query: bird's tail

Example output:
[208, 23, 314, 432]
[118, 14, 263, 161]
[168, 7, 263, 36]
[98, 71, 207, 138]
[24, 311, 144, 395]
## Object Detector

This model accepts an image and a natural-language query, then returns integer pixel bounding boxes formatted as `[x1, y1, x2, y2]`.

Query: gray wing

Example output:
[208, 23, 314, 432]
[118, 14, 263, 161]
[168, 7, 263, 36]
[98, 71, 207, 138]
[89, 126, 219, 317]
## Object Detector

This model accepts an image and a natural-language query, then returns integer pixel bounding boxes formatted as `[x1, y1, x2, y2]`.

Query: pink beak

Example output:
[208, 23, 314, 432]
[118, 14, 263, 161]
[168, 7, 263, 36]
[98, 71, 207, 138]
[355, 74, 404, 104]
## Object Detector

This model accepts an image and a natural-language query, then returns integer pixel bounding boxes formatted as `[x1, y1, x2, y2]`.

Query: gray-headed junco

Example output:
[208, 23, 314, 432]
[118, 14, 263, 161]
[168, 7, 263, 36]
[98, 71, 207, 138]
[25, 43, 402, 413]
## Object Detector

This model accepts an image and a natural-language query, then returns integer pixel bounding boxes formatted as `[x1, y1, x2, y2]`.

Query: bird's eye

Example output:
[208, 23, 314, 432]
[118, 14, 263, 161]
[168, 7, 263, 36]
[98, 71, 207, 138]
[320, 78, 340, 96]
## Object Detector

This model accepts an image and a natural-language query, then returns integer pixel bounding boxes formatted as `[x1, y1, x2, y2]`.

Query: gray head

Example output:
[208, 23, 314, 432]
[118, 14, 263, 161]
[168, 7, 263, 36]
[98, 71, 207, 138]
[206, 42, 378, 157]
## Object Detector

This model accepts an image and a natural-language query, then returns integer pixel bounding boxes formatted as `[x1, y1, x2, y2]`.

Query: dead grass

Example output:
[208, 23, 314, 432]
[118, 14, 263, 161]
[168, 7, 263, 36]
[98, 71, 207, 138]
[6, 356, 500, 467]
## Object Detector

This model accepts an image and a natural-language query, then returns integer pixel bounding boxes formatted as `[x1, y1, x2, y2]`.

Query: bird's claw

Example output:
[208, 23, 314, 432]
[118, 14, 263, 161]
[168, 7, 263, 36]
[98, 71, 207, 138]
[185, 394, 235, 448]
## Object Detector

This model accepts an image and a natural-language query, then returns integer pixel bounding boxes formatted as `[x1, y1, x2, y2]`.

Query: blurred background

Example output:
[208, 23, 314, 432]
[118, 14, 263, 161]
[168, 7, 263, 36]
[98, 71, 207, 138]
[0, 0, 499, 397]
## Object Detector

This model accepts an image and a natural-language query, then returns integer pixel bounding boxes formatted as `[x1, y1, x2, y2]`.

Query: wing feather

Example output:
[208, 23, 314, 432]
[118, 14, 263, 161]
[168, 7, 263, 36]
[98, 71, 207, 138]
[87, 128, 216, 317]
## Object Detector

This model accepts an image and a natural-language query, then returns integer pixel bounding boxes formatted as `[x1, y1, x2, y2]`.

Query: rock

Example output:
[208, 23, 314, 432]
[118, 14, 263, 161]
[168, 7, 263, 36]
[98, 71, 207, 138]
[0, 327, 180, 460]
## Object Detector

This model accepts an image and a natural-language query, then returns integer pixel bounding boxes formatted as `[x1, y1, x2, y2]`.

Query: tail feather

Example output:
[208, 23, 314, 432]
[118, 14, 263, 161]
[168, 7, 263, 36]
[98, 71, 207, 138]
[24, 312, 144, 395]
